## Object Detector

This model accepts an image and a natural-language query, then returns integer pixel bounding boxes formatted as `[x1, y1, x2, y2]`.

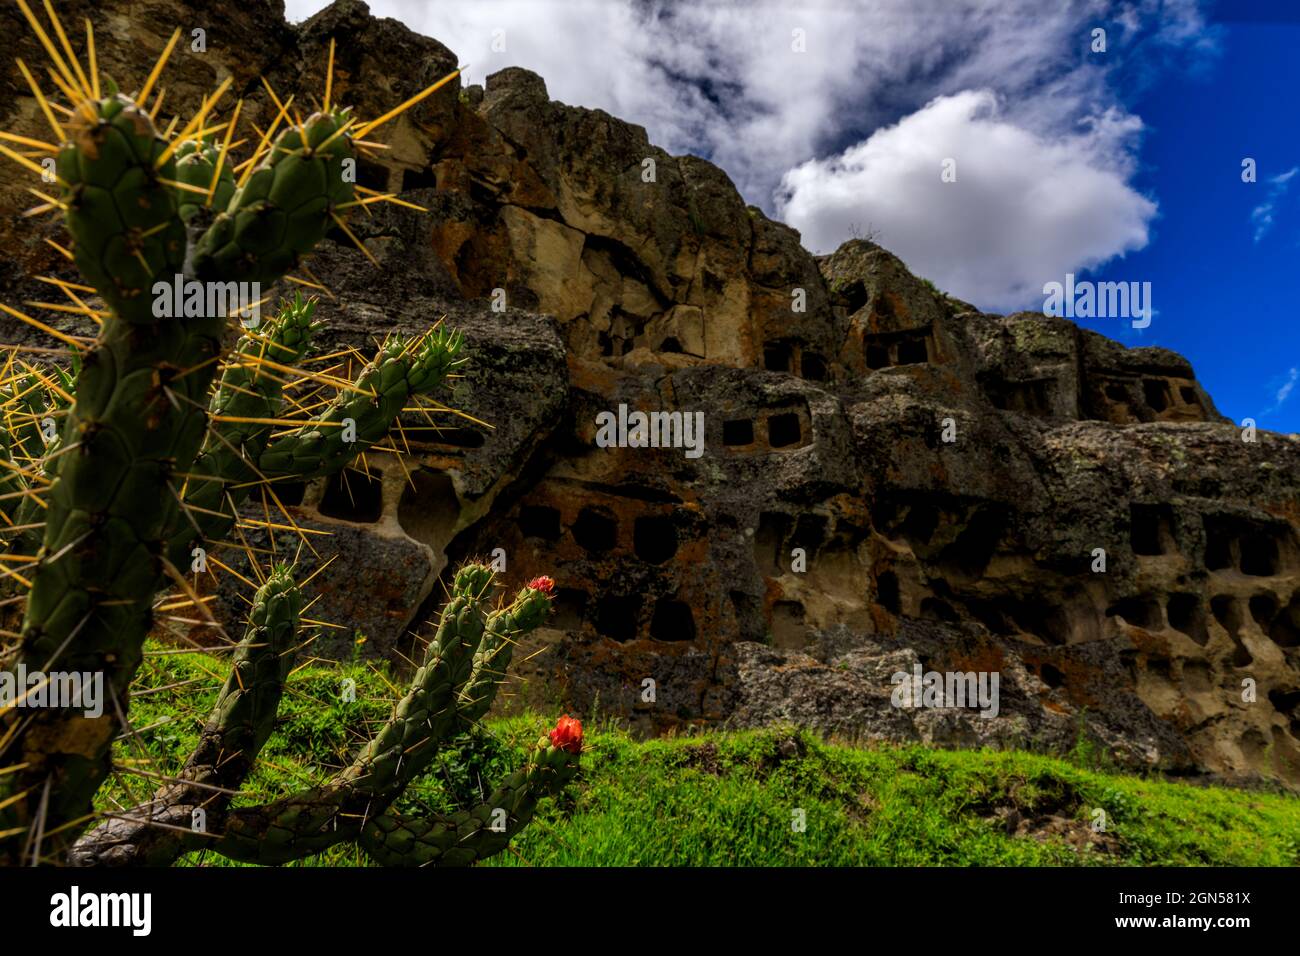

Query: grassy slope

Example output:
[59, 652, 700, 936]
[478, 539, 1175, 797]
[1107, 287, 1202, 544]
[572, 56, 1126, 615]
[101, 644, 1300, 867]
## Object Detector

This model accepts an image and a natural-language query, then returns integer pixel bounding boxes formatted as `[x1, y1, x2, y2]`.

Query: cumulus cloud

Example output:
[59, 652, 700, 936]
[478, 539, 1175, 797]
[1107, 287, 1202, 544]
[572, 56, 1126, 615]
[776, 90, 1157, 309]
[287, 1, 1214, 198]
[284, 0, 1217, 309]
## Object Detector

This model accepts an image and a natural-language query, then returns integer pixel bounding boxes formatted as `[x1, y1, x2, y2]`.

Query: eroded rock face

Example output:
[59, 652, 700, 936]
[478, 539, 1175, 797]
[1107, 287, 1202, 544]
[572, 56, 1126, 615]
[3, 0, 1299, 787]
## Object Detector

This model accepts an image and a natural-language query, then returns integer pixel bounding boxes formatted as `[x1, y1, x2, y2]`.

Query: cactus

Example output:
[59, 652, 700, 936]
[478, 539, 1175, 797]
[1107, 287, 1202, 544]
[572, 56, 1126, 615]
[174, 138, 235, 224]
[0, 7, 577, 866]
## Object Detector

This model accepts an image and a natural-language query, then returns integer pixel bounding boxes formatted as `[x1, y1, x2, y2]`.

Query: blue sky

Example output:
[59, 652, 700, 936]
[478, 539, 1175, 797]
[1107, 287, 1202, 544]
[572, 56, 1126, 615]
[1090, 8, 1300, 432]
[287, 0, 1298, 432]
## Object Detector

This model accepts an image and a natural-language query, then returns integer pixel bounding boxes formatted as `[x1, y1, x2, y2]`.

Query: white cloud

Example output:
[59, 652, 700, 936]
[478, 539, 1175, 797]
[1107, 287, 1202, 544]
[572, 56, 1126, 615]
[286, 1, 1214, 200]
[1273, 367, 1298, 409]
[777, 91, 1156, 309]
[1251, 166, 1298, 243]
[284, 0, 1216, 310]
[289, 0, 906, 200]
[1259, 365, 1299, 422]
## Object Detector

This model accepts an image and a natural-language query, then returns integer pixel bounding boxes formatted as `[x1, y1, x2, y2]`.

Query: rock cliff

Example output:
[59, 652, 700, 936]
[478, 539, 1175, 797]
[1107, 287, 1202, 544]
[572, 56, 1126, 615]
[2, 0, 1298, 787]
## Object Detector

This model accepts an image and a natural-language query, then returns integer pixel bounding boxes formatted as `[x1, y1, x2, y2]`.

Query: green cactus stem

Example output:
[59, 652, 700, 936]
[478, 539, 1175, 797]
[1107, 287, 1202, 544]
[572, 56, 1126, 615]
[0, 97, 354, 861]
[205, 571, 563, 866]
[66, 567, 301, 866]
[166, 294, 316, 568]
[191, 110, 357, 286]
[57, 96, 187, 325]
[359, 736, 581, 867]
[174, 138, 236, 223]
[0, 13, 556, 869]
[256, 328, 463, 482]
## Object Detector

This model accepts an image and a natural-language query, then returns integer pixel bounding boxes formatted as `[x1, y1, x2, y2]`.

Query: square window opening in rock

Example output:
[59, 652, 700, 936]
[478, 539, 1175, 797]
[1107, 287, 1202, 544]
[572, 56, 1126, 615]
[519, 505, 562, 542]
[1210, 594, 1241, 634]
[1130, 504, 1172, 556]
[790, 513, 827, 556]
[842, 281, 868, 314]
[1268, 689, 1300, 735]
[356, 159, 390, 192]
[1166, 593, 1208, 646]
[596, 595, 640, 641]
[1203, 517, 1234, 571]
[1270, 595, 1300, 647]
[764, 342, 794, 372]
[551, 588, 588, 631]
[401, 166, 439, 191]
[942, 507, 1005, 577]
[920, 597, 959, 623]
[900, 499, 940, 545]
[876, 570, 900, 614]
[896, 336, 929, 365]
[633, 515, 678, 564]
[319, 468, 384, 523]
[767, 412, 802, 448]
[1142, 378, 1170, 412]
[1039, 663, 1065, 688]
[723, 418, 755, 446]
[801, 352, 828, 381]
[1249, 593, 1278, 627]
[573, 507, 618, 554]
[268, 480, 307, 507]
[650, 598, 696, 641]
[1004, 598, 1069, 643]
[1240, 532, 1279, 577]
[1106, 596, 1162, 630]
[965, 598, 1009, 634]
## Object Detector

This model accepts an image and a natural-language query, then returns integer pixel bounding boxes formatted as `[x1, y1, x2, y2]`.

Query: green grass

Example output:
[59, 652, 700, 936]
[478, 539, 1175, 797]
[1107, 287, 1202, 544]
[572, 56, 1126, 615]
[102, 644, 1300, 867]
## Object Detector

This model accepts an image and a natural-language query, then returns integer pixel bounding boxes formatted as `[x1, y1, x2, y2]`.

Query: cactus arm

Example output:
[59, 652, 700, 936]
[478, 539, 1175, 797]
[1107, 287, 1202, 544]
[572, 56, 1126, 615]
[60, 96, 188, 325]
[256, 328, 463, 481]
[67, 568, 301, 866]
[182, 566, 302, 787]
[0, 16, 518, 867]
[205, 563, 494, 864]
[344, 563, 493, 795]
[6, 299, 231, 853]
[173, 138, 236, 223]
[191, 111, 356, 287]
[358, 740, 580, 867]
[167, 296, 316, 567]
[61, 570, 565, 868]
[205, 571, 562, 866]
[458, 583, 553, 727]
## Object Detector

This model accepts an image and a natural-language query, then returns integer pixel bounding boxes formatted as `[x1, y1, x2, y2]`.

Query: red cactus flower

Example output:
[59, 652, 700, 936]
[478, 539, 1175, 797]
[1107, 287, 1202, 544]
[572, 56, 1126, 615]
[527, 575, 556, 596]
[549, 714, 583, 754]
